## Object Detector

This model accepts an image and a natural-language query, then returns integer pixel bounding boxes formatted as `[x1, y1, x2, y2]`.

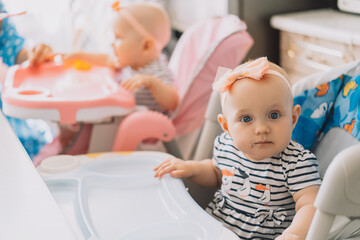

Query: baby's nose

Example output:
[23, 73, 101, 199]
[255, 121, 270, 135]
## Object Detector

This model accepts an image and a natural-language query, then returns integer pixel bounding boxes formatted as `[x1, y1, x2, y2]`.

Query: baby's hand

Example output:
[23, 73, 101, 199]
[29, 43, 53, 67]
[153, 157, 194, 179]
[275, 232, 302, 240]
[121, 74, 154, 91]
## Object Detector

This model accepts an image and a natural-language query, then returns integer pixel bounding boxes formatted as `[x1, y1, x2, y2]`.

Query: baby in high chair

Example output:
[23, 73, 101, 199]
[154, 57, 321, 239]
[49, 2, 178, 153]
[64, 1, 178, 113]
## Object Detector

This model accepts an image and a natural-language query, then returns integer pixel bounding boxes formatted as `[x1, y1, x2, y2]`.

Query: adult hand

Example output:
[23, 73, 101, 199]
[29, 43, 53, 67]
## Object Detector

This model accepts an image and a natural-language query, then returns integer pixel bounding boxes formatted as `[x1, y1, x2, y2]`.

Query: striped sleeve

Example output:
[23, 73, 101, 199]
[212, 132, 238, 170]
[152, 56, 173, 85]
[283, 142, 322, 194]
[212, 134, 221, 169]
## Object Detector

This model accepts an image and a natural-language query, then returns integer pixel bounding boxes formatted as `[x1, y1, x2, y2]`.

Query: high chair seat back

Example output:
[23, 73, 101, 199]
[286, 60, 360, 239]
[169, 15, 253, 136]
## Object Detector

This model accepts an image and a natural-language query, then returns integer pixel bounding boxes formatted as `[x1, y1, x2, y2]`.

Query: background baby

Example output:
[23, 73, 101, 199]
[46, 2, 179, 155]
[65, 2, 178, 113]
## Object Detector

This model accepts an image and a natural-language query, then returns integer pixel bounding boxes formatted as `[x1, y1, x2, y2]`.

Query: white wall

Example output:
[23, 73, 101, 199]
[165, 0, 228, 32]
[2, 0, 229, 53]
[2, 0, 116, 53]
[3, 0, 74, 52]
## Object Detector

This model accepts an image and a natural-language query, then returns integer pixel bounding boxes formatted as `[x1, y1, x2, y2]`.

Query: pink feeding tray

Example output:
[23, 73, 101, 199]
[2, 61, 136, 124]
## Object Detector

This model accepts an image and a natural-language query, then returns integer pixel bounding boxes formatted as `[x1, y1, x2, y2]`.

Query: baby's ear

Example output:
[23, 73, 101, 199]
[218, 114, 230, 136]
[142, 38, 155, 52]
[292, 104, 301, 129]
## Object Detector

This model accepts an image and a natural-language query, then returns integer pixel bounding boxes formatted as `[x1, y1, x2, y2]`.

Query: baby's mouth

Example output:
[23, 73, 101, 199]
[254, 140, 272, 145]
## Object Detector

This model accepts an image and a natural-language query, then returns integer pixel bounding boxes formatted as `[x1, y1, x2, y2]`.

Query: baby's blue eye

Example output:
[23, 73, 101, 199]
[241, 116, 252, 123]
[269, 112, 280, 119]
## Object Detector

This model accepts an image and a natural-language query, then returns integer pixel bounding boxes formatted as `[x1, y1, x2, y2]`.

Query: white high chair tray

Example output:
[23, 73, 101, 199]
[37, 151, 237, 240]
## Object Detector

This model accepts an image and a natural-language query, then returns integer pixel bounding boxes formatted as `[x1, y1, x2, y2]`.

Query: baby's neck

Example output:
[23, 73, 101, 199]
[132, 53, 160, 70]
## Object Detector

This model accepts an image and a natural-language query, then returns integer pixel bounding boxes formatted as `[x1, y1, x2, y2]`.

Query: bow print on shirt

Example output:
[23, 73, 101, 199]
[255, 207, 287, 226]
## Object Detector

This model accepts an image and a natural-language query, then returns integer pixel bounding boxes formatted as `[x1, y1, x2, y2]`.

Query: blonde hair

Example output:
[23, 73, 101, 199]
[123, 3, 171, 50]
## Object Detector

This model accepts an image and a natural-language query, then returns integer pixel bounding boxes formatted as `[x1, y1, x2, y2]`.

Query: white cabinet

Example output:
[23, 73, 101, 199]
[271, 8, 360, 83]
[165, 0, 228, 32]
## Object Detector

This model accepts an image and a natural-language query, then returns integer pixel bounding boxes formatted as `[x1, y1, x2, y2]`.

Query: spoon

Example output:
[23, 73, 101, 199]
[0, 11, 26, 21]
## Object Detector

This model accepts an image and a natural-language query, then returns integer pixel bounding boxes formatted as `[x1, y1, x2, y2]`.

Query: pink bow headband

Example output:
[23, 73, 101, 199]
[112, 1, 161, 51]
[212, 57, 291, 93]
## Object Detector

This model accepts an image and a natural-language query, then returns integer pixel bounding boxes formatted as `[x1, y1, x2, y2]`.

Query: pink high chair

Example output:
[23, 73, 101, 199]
[56, 14, 253, 159]
[112, 14, 253, 158]
[2, 14, 253, 164]
[169, 15, 253, 137]
[1, 60, 176, 166]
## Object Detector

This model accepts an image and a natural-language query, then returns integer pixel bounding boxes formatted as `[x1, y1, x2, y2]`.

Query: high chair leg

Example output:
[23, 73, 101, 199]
[306, 210, 335, 240]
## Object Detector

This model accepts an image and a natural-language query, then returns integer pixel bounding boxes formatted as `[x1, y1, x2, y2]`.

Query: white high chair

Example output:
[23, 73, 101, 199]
[307, 143, 360, 240]
[35, 60, 360, 239]
[37, 151, 239, 240]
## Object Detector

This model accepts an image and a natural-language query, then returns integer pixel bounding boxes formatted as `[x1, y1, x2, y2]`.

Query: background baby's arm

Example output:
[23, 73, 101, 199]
[64, 52, 116, 68]
[276, 185, 319, 240]
[122, 74, 179, 111]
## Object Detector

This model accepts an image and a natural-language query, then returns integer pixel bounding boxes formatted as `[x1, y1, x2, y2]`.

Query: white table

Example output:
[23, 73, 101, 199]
[0, 112, 76, 239]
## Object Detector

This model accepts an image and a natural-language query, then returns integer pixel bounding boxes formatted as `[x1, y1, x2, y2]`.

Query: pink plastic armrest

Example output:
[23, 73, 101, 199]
[112, 111, 176, 151]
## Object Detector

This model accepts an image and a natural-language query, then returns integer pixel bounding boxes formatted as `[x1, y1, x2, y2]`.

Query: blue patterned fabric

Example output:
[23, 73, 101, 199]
[324, 74, 360, 138]
[0, 2, 25, 66]
[0, 2, 53, 158]
[292, 75, 346, 149]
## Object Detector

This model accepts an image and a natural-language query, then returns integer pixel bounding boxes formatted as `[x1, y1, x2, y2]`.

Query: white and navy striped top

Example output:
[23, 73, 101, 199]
[206, 132, 321, 239]
[120, 55, 174, 115]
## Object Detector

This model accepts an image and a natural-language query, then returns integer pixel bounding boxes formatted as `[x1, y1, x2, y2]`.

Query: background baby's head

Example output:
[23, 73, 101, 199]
[112, 3, 171, 69]
[125, 3, 171, 51]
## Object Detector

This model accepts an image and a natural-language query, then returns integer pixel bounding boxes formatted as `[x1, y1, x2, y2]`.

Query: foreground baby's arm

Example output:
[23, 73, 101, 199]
[153, 158, 221, 187]
[276, 185, 319, 240]
[122, 74, 179, 111]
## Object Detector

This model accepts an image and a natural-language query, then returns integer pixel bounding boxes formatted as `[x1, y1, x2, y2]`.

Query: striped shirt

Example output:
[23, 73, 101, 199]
[120, 54, 174, 115]
[206, 132, 321, 239]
